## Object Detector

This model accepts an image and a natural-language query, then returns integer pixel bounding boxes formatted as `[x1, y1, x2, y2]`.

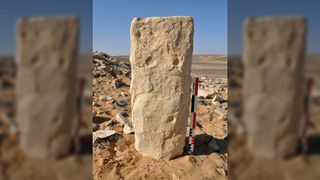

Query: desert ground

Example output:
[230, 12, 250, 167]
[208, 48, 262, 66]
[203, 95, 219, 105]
[92, 52, 228, 180]
[0, 55, 92, 180]
[115, 54, 227, 78]
[228, 55, 320, 180]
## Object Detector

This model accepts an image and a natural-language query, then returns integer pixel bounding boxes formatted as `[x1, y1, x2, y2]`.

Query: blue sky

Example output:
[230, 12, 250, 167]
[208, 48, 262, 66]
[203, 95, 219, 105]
[229, 0, 320, 55]
[93, 0, 227, 55]
[0, 0, 92, 55]
[3, 1, 317, 56]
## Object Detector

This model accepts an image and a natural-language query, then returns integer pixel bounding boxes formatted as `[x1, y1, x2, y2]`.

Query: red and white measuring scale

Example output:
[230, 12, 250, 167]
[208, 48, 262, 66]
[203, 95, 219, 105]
[188, 77, 199, 154]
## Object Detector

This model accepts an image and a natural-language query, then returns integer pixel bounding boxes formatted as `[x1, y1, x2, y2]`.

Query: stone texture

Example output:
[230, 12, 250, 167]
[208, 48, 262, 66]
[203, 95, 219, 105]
[243, 17, 306, 159]
[16, 17, 79, 159]
[130, 16, 194, 160]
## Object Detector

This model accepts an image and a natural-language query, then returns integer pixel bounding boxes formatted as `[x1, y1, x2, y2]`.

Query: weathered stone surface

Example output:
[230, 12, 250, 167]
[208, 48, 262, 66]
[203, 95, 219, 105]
[243, 17, 306, 159]
[130, 16, 194, 160]
[16, 17, 79, 159]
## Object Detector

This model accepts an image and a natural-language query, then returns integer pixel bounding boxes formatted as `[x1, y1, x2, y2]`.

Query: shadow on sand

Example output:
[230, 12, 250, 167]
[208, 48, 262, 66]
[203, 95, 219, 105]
[69, 133, 92, 155]
[93, 116, 110, 124]
[183, 133, 227, 156]
[306, 134, 320, 155]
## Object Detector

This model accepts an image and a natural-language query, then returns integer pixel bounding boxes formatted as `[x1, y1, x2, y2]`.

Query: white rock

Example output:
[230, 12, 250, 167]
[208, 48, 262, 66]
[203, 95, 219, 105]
[200, 77, 207, 81]
[213, 94, 225, 102]
[130, 16, 194, 160]
[93, 109, 97, 117]
[112, 79, 122, 89]
[120, 92, 127, 97]
[115, 112, 134, 134]
[99, 95, 112, 102]
[114, 99, 128, 107]
[93, 129, 116, 144]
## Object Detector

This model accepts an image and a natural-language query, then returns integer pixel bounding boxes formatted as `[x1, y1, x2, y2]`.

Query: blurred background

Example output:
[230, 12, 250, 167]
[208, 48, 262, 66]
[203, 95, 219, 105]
[0, 0, 92, 179]
[228, 0, 320, 179]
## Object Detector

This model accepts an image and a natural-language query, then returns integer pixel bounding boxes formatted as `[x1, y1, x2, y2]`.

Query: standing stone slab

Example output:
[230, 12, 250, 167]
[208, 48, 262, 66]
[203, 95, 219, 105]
[16, 17, 79, 159]
[130, 17, 193, 160]
[243, 17, 306, 159]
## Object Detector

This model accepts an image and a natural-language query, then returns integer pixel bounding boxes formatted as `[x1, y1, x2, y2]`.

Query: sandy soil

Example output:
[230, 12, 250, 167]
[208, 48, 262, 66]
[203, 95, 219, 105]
[92, 54, 228, 180]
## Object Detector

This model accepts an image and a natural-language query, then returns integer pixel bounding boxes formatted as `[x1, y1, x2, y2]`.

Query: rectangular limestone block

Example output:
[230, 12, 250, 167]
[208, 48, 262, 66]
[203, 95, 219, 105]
[16, 17, 79, 159]
[130, 16, 194, 160]
[243, 17, 306, 159]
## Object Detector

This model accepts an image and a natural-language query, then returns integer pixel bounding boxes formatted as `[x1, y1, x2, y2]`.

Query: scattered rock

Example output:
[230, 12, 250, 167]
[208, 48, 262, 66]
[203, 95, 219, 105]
[114, 99, 128, 107]
[200, 77, 207, 81]
[92, 101, 99, 106]
[212, 94, 225, 103]
[196, 121, 203, 128]
[212, 101, 221, 108]
[108, 133, 123, 143]
[120, 92, 127, 97]
[99, 95, 112, 102]
[221, 102, 228, 110]
[93, 109, 97, 117]
[92, 51, 131, 78]
[93, 129, 116, 144]
[112, 79, 122, 89]
[105, 119, 119, 127]
[116, 112, 134, 134]
[97, 109, 105, 114]
[205, 93, 216, 99]
[93, 68, 107, 78]
[93, 123, 100, 131]
[199, 99, 212, 106]
[93, 51, 111, 60]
